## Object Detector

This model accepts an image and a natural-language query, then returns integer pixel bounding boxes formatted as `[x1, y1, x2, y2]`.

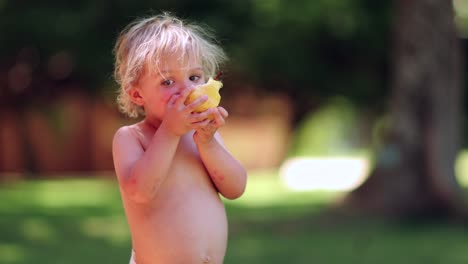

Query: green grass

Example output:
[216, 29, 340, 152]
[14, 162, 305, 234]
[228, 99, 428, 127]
[1, 172, 468, 264]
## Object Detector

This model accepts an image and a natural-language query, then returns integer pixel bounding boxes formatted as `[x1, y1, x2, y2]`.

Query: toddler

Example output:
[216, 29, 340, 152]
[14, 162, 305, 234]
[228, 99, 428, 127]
[112, 12, 247, 264]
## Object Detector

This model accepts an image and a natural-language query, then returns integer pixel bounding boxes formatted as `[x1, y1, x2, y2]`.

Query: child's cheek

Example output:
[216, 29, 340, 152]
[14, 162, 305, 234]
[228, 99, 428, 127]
[162, 91, 176, 104]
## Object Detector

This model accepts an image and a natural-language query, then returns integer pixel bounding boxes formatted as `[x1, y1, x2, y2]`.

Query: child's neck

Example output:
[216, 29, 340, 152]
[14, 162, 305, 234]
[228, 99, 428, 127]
[143, 116, 162, 131]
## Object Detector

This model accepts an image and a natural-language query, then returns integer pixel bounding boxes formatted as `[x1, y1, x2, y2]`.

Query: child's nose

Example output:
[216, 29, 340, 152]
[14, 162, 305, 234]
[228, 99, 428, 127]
[181, 81, 196, 91]
[173, 85, 191, 97]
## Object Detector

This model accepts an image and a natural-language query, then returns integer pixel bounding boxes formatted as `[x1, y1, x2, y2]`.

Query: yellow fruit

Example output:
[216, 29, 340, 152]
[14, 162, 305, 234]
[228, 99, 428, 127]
[185, 78, 223, 112]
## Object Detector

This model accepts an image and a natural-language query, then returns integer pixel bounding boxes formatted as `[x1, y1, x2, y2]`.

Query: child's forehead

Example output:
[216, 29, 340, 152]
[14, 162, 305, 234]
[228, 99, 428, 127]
[147, 53, 202, 75]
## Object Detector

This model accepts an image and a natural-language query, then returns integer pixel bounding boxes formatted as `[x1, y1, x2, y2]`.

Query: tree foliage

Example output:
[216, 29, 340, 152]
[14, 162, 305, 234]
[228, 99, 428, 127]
[0, 0, 391, 109]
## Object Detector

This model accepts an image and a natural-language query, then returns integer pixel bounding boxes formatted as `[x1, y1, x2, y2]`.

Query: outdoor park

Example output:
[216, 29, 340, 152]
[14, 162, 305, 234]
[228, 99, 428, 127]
[1, 0, 468, 263]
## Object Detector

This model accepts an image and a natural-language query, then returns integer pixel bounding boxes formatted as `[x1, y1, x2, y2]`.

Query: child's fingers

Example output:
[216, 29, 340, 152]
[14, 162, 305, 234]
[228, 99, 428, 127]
[212, 108, 225, 127]
[175, 87, 194, 106]
[189, 108, 213, 123]
[218, 107, 229, 119]
[167, 93, 180, 106]
[190, 119, 211, 129]
[186, 95, 209, 112]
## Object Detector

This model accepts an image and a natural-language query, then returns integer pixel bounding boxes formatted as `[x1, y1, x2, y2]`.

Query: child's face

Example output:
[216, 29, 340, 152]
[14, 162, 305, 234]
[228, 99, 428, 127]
[133, 55, 205, 120]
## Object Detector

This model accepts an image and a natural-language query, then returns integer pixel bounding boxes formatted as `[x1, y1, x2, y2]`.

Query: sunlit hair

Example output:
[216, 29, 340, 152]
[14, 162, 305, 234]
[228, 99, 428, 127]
[113, 12, 227, 118]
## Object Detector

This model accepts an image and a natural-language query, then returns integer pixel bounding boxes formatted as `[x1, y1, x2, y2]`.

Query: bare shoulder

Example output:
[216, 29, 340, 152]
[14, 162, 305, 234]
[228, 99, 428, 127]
[113, 123, 143, 146]
[112, 123, 145, 181]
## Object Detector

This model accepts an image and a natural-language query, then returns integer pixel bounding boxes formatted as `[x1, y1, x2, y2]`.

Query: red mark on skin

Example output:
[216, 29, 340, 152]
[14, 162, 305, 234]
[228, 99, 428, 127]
[126, 177, 138, 195]
[129, 177, 137, 187]
[212, 170, 225, 181]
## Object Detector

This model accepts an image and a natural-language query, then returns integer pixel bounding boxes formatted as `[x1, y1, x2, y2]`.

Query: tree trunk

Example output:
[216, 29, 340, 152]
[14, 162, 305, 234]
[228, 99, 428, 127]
[345, 0, 466, 217]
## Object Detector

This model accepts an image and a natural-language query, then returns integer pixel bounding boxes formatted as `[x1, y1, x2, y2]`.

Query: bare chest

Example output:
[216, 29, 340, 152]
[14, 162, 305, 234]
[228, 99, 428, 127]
[137, 130, 211, 187]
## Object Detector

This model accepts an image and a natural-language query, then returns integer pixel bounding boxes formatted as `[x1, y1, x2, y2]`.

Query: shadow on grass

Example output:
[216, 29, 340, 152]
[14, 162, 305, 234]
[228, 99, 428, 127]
[0, 179, 131, 264]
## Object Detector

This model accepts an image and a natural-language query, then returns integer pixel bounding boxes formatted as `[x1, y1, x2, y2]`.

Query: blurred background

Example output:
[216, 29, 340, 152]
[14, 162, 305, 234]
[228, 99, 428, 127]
[1, 0, 468, 263]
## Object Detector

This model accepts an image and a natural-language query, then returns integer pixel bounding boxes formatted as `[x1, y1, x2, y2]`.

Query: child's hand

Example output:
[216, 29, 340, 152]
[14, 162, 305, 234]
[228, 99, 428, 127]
[162, 88, 212, 136]
[193, 107, 228, 144]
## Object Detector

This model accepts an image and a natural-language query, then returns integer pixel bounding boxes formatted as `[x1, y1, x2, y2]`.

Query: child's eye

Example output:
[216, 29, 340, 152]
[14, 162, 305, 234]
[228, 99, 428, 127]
[189, 75, 201, 82]
[161, 79, 174, 86]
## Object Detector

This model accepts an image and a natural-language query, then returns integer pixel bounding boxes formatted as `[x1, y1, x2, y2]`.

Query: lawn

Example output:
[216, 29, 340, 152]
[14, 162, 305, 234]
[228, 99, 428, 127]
[1, 170, 468, 264]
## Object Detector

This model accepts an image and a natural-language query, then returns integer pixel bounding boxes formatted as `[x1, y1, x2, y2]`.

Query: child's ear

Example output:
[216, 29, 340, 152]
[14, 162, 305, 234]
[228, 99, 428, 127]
[128, 87, 144, 106]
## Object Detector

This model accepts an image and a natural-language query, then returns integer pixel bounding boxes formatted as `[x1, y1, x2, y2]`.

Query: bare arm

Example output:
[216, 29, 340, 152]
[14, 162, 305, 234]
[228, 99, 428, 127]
[112, 124, 180, 203]
[112, 88, 211, 203]
[196, 132, 247, 200]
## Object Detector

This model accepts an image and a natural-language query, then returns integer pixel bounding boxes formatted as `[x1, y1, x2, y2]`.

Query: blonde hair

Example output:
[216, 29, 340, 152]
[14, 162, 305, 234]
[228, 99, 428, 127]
[113, 12, 227, 118]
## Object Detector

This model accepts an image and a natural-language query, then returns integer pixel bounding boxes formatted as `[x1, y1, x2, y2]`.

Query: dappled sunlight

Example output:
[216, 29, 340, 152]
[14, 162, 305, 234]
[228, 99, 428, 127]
[455, 0, 468, 37]
[0, 178, 132, 264]
[455, 150, 468, 187]
[27, 179, 118, 209]
[0, 243, 26, 263]
[80, 216, 130, 244]
[277, 150, 468, 192]
[21, 218, 58, 242]
[279, 157, 370, 191]
[224, 170, 342, 209]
